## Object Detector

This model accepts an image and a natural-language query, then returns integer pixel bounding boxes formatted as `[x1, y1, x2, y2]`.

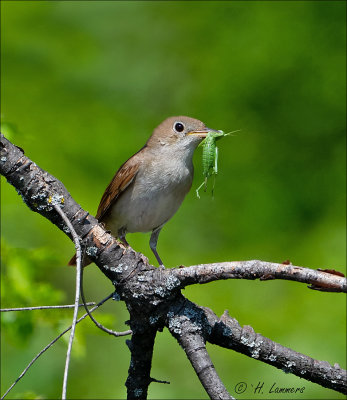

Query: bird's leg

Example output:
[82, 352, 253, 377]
[150, 227, 165, 268]
[119, 236, 130, 247]
[118, 227, 130, 247]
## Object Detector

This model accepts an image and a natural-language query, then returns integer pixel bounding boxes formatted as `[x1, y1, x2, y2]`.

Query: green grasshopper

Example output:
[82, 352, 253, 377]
[196, 130, 236, 198]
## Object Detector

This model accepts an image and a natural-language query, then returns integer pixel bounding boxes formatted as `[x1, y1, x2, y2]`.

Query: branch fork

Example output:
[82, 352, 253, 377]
[1, 133, 346, 399]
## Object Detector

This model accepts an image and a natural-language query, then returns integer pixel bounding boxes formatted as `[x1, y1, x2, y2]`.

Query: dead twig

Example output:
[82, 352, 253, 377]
[1, 293, 114, 400]
[53, 203, 82, 400]
[80, 266, 132, 337]
[0, 303, 95, 312]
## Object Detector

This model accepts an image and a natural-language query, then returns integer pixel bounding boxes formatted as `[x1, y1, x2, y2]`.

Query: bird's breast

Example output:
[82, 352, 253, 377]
[107, 157, 194, 234]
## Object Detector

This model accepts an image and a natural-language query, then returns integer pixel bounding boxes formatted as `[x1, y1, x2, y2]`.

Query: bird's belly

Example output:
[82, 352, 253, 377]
[106, 167, 192, 234]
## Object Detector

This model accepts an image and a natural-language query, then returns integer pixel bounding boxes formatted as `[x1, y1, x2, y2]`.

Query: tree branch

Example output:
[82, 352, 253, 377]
[173, 261, 346, 292]
[205, 307, 347, 394]
[0, 133, 150, 283]
[167, 296, 234, 399]
[165, 297, 346, 395]
[125, 321, 157, 399]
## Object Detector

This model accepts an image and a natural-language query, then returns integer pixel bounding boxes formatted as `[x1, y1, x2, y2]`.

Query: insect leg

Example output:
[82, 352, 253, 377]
[211, 146, 219, 198]
[196, 180, 205, 199]
[203, 176, 208, 191]
[214, 146, 219, 174]
[212, 174, 216, 199]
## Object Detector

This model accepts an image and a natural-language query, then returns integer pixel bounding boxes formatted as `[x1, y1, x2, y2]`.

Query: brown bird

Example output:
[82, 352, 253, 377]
[68, 116, 220, 267]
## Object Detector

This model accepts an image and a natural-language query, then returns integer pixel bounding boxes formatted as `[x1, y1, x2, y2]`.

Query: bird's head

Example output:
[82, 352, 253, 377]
[147, 116, 219, 156]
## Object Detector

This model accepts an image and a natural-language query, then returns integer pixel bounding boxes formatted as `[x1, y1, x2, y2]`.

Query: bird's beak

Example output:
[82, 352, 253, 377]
[188, 127, 220, 138]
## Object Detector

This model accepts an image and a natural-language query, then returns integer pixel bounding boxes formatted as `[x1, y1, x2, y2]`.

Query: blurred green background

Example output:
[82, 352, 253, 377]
[1, 1, 346, 399]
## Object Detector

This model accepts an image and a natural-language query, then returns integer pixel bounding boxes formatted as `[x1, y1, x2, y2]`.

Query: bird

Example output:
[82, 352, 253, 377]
[68, 116, 220, 267]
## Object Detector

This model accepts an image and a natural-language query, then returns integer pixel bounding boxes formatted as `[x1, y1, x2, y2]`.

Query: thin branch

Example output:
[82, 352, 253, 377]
[54, 203, 82, 400]
[173, 260, 347, 292]
[79, 267, 132, 337]
[1, 293, 114, 400]
[166, 297, 234, 400]
[149, 377, 170, 385]
[0, 303, 95, 312]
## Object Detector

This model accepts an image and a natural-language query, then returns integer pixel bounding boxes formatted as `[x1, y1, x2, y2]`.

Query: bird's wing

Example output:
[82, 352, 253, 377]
[68, 160, 139, 267]
[96, 152, 142, 221]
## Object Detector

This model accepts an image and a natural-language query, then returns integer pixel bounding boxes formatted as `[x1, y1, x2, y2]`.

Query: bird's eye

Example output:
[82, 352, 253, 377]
[174, 122, 184, 133]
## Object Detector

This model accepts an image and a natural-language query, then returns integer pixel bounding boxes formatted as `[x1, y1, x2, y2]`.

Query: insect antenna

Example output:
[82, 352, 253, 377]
[224, 129, 242, 137]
